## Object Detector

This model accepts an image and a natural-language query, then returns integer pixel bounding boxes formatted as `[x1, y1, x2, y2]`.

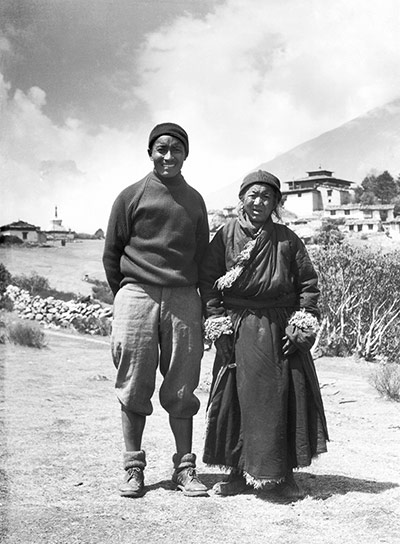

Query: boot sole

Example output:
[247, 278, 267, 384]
[176, 484, 209, 497]
[119, 487, 145, 498]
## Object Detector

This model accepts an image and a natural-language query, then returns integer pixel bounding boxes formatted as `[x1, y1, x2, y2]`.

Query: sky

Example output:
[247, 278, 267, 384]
[1, 0, 400, 233]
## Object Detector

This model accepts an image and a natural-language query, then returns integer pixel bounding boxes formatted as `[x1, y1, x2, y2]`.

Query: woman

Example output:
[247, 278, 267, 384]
[200, 170, 328, 497]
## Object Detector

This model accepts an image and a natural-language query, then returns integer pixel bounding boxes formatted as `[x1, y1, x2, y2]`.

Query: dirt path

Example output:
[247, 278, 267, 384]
[1, 330, 399, 544]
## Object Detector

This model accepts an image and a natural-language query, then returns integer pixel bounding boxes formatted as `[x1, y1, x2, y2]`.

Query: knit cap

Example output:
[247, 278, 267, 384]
[148, 123, 189, 157]
[239, 170, 282, 200]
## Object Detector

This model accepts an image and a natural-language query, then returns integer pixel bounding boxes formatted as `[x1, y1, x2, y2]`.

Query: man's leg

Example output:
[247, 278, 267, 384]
[121, 407, 146, 451]
[159, 286, 208, 496]
[112, 284, 161, 498]
[169, 415, 192, 455]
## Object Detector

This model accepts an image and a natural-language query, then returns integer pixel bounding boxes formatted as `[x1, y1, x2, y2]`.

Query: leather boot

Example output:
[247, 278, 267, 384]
[171, 453, 208, 497]
[119, 450, 146, 498]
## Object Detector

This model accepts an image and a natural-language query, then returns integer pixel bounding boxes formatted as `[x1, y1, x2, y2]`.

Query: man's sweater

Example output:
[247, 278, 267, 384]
[103, 171, 209, 296]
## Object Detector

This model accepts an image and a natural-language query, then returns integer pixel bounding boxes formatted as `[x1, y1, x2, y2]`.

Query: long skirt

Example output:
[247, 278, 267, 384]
[203, 308, 328, 485]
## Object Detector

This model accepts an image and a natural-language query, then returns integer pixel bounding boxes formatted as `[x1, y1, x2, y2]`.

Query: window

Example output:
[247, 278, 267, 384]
[327, 190, 332, 196]
[357, 225, 362, 232]
[330, 210, 336, 216]
[363, 210, 373, 219]
[297, 193, 302, 197]
[349, 225, 354, 231]
[22, 232, 28, 240]
[344, 210, 350, 215]
[368, 224, 373, 230]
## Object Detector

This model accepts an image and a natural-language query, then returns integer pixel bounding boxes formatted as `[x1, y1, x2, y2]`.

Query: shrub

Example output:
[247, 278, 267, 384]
[0, 264, 13, 311]
[7, 320, 46, 348]
[0, 235, 23, 245]
[89, 279, 113, 305]
[379, 321, 400, 364]
[12, 272, 50, 296]
[0, 295, 14, 312]
[0, 263, 12, 295]
[0, 321, 7, 344]
[11, 272, 76, 301]
[310, 244, 400, 360]
[371, 363, 400, 402]
[314, 220, 345, 247]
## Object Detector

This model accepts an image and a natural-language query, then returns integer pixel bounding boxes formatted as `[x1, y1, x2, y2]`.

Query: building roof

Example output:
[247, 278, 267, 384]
[326, 203, 394, 211]
[307, 169, 334, 177]
[285, 168, 353, 188]
[0, 220, 40, 231]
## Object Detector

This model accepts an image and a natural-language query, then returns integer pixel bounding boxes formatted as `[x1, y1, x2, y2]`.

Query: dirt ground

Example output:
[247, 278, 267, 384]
[1, 328, 399, 544]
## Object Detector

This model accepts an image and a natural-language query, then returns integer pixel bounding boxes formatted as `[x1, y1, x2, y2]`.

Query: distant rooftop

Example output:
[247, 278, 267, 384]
[326, 203, 394, 211]
[284, 168, 353, 189]
[0, 220, 40, 231]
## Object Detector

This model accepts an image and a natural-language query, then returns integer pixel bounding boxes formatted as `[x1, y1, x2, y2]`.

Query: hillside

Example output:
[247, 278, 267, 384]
[205, 98, 400, 209]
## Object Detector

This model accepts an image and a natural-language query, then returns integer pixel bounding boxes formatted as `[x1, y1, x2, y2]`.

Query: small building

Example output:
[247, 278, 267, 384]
[0, 220, 46, 243]
[282, 169, 353, 218]
[324, 203, 396, 235]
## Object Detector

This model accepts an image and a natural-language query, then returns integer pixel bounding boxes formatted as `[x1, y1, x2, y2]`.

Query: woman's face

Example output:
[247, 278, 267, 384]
[242, 184, 277, 225]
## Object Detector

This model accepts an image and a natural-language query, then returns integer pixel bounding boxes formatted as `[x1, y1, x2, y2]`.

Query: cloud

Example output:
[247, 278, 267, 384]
[132, 0, 400, 190]
[1, 0, 400, 232]
[0, 75, 151, 232]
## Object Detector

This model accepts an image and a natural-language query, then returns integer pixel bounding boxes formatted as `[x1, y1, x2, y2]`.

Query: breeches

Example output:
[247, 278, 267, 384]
[111, 283, 203, 418]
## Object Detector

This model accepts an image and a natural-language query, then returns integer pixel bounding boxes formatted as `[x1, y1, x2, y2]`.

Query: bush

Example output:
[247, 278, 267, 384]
[12, 272, 50, 296]
[0, 264, 13, 311]
[0, 263, 12, 295]
[88, 279, 113, 305]
[314, 220, 345, 247]
[310, 244, 400, 360]
[0, 235, 23, 245]
[0, 321, 7, 344]
[7, 320, 46, 348]
[371, 363, 400, 402]
[11, 272, 76, 301]
[0, 295, 14, 311]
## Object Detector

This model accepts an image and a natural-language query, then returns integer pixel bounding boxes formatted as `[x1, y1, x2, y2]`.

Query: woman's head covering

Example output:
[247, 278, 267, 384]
[148, 122, 189, 157]
[239, 170, 282, 201]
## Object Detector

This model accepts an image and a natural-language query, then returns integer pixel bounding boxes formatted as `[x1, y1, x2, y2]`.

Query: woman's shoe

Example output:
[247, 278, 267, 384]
[274, 470, 302, 499]
[213, 470, 250, 496]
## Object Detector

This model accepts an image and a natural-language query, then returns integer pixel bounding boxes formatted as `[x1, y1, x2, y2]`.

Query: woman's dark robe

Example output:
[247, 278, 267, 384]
[199, 214, 328, 484]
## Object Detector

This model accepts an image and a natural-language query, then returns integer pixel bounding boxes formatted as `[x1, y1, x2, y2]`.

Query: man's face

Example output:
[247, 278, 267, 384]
[149, 135, 186, 178]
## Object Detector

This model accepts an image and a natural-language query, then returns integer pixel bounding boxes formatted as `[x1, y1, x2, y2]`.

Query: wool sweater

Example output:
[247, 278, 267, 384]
[103, 171, 209, 295]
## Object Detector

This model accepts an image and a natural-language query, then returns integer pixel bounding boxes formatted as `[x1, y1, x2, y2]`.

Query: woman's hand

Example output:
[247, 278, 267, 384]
[282, 334, 297, 357]
[214, 334, 234, 364]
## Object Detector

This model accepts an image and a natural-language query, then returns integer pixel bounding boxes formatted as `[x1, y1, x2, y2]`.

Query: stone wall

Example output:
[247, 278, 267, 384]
[5, 285, 112, 336]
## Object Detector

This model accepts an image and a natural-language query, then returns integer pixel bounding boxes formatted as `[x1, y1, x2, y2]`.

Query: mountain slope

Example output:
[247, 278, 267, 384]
[205, 99, 400, 208]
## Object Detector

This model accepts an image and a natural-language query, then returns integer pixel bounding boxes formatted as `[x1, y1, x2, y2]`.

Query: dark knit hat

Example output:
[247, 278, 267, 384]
[148, 122, 189, 157]
[239, 170, 282, 200]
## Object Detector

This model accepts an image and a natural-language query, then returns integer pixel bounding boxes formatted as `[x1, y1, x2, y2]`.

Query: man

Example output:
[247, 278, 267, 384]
[103, 122, 209, 498]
